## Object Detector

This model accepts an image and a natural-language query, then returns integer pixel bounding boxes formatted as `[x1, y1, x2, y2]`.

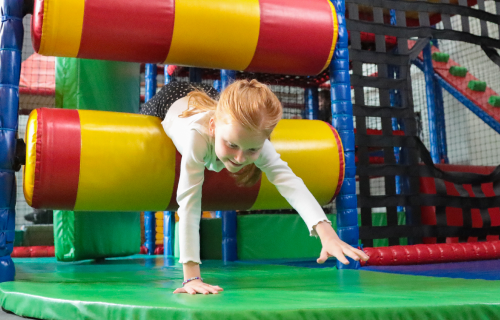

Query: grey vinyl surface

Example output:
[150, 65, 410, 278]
[0, 308, 26, 320]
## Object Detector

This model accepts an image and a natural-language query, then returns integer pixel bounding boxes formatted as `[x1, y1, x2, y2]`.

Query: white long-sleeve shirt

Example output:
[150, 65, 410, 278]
[162, 97, 330, 264]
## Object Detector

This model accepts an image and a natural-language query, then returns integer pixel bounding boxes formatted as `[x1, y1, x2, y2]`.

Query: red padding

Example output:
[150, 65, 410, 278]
[12, 246, 55, 258]
[419, 164, 498, 244]
[325, 122, 344, 202]
[78, 0, 175, 62]
[154, 245, 164, 255]
[31, 0, 44, 53]
[361, 241, 500, 266]
[245, 0, 334, 75]
[165, 151, 261, 211]
[32, 108, 81, 210]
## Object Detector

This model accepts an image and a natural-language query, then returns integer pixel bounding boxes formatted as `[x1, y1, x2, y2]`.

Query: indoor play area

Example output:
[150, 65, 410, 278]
[2, 0, 500, 319]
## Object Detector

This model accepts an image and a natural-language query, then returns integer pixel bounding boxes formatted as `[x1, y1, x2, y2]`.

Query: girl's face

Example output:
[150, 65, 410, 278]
[209, 116, 267, 173]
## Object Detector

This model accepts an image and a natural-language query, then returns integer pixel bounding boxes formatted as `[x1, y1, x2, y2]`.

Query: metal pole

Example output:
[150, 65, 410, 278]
[422, 44, 440, 164]
[219, 70, 238, 262]
[305, 87, 320, 120]
[143, 63, 158, 255]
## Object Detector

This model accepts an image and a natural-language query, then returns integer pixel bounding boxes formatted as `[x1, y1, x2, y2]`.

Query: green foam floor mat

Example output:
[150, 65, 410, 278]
[2, 256, 500, 319]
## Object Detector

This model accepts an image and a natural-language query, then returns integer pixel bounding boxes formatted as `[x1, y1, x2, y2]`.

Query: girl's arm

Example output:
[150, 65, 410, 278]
[172, 130, 223, 294]
[255, 140, 368, 264]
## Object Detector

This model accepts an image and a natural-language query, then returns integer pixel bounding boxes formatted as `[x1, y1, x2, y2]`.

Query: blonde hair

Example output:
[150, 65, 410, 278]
[180, 79, 283, 187]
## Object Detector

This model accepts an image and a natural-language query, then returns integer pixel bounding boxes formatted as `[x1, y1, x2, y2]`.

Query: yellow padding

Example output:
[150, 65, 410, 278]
[23, 110, 38, 207]
[165, 0, 260, 70]
[155, 211, 164, 219]
[39, 0, 84, 57]
[251, 120, 341, 210]
[321, 1, 339, 72]
[74, 111, 176, 211]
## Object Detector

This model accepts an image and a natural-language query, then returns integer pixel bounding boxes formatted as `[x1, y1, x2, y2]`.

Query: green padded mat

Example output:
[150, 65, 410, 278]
[1, 256, 500, 319]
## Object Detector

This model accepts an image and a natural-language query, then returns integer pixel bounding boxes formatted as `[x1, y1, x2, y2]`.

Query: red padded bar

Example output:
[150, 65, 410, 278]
[32, 108, 81, 209]
[361, 241, 500, 266]
[12, 246, 55, 258]
[78, 0, 175, 62]
[246, 0, 334, 75]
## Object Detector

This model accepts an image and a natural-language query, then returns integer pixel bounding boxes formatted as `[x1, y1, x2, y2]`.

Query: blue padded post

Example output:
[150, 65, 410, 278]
[143, 64, 158, 255]
[389, 9, 404, 213]
[431, 41, 448, 164]
[433, 74, 448, 164]
[189, 67, 202, 83]
[0, 0, 23, 282]
[219, 70, 238, 262]
[163, 67, 176, 258]
[221, 69, 236, 89]
[329, 0, 359, 269]
[143, 211, 155, 255]
[163, 211, 175, 257]
[164, 65, 171, 85]
[221, 210, 237, 262]
[422, 44, 440, 164]
[145, 64, 157, 102]
[305, 87, 319, 120]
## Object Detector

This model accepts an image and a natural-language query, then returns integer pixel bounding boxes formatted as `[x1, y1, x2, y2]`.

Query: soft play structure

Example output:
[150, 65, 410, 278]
[3, 0, 500, 319]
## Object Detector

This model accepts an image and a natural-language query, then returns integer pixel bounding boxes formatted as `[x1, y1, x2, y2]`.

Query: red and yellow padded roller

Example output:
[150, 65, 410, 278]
[31, 0, 337, 76]
[24, 108, 344, 212]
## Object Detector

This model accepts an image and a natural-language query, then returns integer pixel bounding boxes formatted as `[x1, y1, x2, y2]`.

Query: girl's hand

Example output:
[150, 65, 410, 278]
[317, 237, 369, 265]
[173, 279, 224, 295]
[314, 221, 369, 265]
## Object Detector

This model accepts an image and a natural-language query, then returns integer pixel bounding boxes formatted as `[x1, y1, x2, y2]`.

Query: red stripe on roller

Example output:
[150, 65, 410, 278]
[246, 0, 334, 75]
[201, 167, 261, 211]
[166, 152, 261, 211]
[325, 122, 344, 203]
[32, 108, 81, 209]
[31, 0, 44, 53]
[78, 0, 175, 63]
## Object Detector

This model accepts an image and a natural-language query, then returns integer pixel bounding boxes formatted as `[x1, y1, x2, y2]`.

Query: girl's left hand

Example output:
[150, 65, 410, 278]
[317, 237, 369, 265]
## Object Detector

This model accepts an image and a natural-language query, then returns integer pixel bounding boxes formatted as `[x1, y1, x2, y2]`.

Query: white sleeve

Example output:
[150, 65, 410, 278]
[255, 140, 331, 236]
[176, 130, 207, 264]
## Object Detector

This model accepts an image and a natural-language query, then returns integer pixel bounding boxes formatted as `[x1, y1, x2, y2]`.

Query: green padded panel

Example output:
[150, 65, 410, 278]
[13, 230, 24, 247]
[237, 214, 335, 260]
[185, 212, 407, 261]
[55, 58, 140, 112]
[200, 218, 222, 260]
[53, 211, 140, 262]
[2, 256, 500, 320]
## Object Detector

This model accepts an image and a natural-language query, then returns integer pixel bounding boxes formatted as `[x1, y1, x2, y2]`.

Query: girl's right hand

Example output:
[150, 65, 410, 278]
[173, 279, 224, 295]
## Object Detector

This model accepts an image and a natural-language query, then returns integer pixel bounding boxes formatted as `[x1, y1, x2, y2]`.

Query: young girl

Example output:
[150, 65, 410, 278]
[140, 80, 369, 295]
